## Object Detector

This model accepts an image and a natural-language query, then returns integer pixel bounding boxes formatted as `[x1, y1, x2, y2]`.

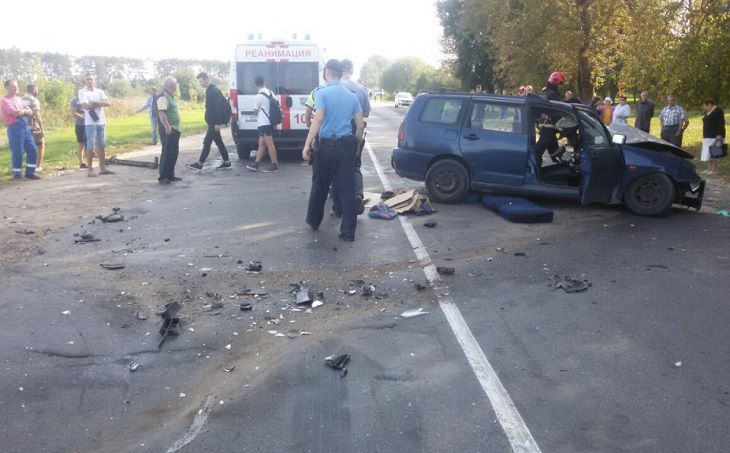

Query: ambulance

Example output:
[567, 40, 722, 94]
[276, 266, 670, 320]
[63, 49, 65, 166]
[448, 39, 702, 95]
[229, 36, 323, 159]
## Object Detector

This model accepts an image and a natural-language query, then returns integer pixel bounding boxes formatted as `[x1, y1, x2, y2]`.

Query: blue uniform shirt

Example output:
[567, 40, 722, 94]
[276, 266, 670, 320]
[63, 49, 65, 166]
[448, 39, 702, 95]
[314, 81, 362, 138]
[342, 77, 371, 116]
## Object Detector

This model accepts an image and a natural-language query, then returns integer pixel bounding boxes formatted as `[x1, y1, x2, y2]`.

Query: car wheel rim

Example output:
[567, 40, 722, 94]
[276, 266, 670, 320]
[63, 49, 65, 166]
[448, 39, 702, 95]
[434, 168, 461, 195]
[634, 180, 662, 207]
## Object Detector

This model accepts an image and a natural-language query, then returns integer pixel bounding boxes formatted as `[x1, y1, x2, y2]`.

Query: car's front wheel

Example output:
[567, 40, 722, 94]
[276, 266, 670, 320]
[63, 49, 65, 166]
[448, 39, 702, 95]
[624, 173, 676, 216]
[425, 159, 470, 203]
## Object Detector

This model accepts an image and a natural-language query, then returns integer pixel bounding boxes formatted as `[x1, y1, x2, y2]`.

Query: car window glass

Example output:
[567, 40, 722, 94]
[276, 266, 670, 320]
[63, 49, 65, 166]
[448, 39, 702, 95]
[420, 98, 463, 125]
[238, 62, 273, 95]
[578, 110, 609, 146]
[277, 62, 319, 95]
[470, 102, 523, 134]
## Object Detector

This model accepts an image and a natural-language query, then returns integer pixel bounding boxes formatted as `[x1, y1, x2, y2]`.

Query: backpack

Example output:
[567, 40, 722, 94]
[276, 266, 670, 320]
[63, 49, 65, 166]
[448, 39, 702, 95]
[260, 90, 283, 126]
[219, 92, 232, 124]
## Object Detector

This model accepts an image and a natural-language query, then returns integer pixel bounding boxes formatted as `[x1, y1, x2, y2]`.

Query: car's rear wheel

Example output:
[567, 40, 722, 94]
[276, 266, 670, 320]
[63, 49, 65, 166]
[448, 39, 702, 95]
[425, 159, 470, 203]
[624, 173, 676, 216]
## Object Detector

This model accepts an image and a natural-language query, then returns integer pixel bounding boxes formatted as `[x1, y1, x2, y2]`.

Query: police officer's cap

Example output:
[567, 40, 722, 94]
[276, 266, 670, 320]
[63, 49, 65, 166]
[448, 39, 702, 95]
[324, 59, 344, 75]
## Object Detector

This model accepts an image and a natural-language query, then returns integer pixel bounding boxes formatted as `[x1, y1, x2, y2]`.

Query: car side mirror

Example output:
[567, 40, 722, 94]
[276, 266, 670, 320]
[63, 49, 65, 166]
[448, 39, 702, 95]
[612, 134, 626, 145]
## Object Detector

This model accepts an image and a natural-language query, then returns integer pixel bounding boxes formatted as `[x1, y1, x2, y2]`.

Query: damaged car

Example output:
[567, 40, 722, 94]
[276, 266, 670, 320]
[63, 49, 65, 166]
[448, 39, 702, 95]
[391, 93, 704, 216]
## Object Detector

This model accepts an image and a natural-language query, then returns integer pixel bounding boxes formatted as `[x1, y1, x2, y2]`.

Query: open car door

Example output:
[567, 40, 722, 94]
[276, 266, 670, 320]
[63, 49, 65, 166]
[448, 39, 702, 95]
[577, 110, 624, 204]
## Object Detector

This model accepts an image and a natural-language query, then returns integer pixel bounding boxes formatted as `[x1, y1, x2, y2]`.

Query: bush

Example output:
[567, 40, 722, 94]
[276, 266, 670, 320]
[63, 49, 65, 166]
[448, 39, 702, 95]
[106, 79, 132, 98]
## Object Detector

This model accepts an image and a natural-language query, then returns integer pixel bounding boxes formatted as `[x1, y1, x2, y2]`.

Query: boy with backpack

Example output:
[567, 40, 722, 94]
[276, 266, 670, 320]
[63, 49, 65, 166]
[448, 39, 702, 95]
[187, 72, 232, 170]
[246, 76, 280, 173]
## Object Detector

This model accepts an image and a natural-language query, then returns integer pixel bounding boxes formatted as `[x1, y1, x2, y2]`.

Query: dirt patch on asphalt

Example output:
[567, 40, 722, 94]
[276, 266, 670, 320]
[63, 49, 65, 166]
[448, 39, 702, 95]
[0, 135, 206, 267]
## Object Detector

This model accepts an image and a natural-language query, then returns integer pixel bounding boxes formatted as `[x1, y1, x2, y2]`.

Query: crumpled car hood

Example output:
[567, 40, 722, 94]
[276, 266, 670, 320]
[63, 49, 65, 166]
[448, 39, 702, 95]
[608, 124, 694, 159]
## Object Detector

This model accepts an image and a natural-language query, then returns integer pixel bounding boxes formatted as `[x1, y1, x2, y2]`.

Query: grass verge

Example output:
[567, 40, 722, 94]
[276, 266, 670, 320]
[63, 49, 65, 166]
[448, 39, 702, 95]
[0, 108, 207, 181]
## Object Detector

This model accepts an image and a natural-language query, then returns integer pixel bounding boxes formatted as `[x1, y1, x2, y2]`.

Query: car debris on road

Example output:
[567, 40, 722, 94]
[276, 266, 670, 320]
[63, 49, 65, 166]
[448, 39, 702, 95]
[158, 302, 182, 349]
[551, 275, 591, 293]
[401, 307, 429, 318]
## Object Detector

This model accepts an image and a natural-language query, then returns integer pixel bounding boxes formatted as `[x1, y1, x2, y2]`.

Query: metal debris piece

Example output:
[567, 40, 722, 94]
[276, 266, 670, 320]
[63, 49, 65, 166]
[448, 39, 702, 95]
[551, 276, 591, 293]
[96, 212, 124, 223]
[436, 266, 455, 275]
[423, 221, 437, 228]
[361, 284, 375, 297]
[235, 287, 268, 296]
[108, 155, 159, 169]
[129, 362, 142, 372]
[15, 229, 36, 235]
[514, 252, 527, 257]
[413, 282, 428, 291]
[245, 261, 262, 272]
[296, 288, 314, 305]
[325, 354, 350, 370]
[311, 300, 323, 308]
[239, 302, 253, 311]
[75, 232, 100, 243]
[135, 311, 148, 320]
[401, 308, 429, 318]
[204, 302, 224, 311]
[224, 366, 236, 373]
[100, 263, 125, 270]
[158, 302, 182, 349]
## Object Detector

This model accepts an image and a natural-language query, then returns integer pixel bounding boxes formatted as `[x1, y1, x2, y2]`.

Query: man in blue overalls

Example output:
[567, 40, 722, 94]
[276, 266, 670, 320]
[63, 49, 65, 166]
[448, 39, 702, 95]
[302, 59, 364, 241]
[2, 80, 39, 180]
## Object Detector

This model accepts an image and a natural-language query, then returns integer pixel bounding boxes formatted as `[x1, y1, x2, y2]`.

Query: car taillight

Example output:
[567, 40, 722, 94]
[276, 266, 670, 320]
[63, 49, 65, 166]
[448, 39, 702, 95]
[229, 89, 238, 136]
[229, 89, 238, 119]
[397, 121, 404, 146]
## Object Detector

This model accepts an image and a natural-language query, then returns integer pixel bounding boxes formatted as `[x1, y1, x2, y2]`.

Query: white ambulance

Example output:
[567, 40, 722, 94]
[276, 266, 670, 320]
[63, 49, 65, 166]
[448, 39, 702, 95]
[229, 37, 323, 159]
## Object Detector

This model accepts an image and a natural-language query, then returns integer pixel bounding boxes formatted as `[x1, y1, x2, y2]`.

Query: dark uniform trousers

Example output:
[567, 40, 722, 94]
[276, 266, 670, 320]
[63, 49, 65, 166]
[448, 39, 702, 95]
[159, 129, 181, 180]
[330, 120, 366, 214]
[307, 136, 357, 238]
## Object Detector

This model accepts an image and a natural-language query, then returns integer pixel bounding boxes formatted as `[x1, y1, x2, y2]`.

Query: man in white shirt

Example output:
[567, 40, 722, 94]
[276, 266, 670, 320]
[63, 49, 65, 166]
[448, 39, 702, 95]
[78, 74, 113, 176]
[246, 76, 279, 173]
[612, 95, 631, 126]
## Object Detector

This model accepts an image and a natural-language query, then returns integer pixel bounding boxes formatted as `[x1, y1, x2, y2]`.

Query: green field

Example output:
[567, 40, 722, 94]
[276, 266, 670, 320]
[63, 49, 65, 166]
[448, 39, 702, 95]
[0, 108, 207, 180]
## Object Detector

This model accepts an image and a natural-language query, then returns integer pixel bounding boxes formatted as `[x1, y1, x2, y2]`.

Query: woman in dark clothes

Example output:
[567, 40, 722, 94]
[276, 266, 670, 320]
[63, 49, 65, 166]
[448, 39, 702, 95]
[700, 98, 726, 175]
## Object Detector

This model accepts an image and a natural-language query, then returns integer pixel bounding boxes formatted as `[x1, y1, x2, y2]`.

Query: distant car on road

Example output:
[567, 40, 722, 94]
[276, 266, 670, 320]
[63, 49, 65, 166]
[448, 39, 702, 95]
[391, 92, 704, 216]
[394, 92, 414, 108]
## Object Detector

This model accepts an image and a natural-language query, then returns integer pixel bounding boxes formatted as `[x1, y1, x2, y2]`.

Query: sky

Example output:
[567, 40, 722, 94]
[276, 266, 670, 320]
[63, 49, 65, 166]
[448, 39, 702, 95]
[1, 0, 446, 74]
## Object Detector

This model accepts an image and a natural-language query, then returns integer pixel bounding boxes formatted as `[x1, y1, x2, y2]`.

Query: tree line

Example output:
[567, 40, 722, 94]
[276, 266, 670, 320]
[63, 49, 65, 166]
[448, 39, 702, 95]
[436, 0, 730, 107]
[359, 55, 460, 95]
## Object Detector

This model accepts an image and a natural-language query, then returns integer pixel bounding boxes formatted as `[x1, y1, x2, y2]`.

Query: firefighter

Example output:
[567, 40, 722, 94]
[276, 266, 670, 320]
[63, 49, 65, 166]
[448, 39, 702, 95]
[542, 71, 565, 101]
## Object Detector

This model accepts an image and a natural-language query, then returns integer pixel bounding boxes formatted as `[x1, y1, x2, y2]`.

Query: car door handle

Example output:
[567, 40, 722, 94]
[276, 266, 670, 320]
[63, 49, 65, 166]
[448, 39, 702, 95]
[464, 133, 480, 141]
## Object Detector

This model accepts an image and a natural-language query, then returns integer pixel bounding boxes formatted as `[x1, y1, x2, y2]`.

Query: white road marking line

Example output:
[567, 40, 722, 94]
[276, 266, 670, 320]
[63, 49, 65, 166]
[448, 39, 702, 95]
[167, 396, 215, 453]
[365, 142, 541, 453]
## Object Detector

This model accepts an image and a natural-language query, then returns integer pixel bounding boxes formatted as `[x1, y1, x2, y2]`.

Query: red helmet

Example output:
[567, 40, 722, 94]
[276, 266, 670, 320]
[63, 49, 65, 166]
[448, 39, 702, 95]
[548, 71, 566, 85]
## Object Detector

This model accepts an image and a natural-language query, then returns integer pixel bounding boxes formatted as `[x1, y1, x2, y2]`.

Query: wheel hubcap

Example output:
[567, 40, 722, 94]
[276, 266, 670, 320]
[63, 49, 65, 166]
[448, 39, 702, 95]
[434, 169, 460, 194]
[635, 181, 661, 206]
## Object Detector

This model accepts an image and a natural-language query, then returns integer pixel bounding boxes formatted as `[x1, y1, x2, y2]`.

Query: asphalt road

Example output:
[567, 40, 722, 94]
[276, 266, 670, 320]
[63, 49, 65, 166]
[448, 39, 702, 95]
[1, 104, 729, 452]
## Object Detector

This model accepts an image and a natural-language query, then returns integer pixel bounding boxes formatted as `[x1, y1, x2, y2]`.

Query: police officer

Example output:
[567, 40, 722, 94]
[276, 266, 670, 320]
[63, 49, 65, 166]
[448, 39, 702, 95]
[303, 59, 364, 241]
[330, 59, 371, 216]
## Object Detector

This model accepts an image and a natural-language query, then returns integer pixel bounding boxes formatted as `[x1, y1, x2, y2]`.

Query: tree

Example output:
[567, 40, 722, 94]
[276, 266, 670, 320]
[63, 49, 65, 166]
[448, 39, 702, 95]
[437, 0, 498, 91]
[380, 57, 428, 93]
[359, 55, 390, 88]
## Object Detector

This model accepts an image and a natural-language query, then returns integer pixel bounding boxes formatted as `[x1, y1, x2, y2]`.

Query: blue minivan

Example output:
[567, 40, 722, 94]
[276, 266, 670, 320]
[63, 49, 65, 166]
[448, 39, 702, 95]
[391, 93, 704, 216]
